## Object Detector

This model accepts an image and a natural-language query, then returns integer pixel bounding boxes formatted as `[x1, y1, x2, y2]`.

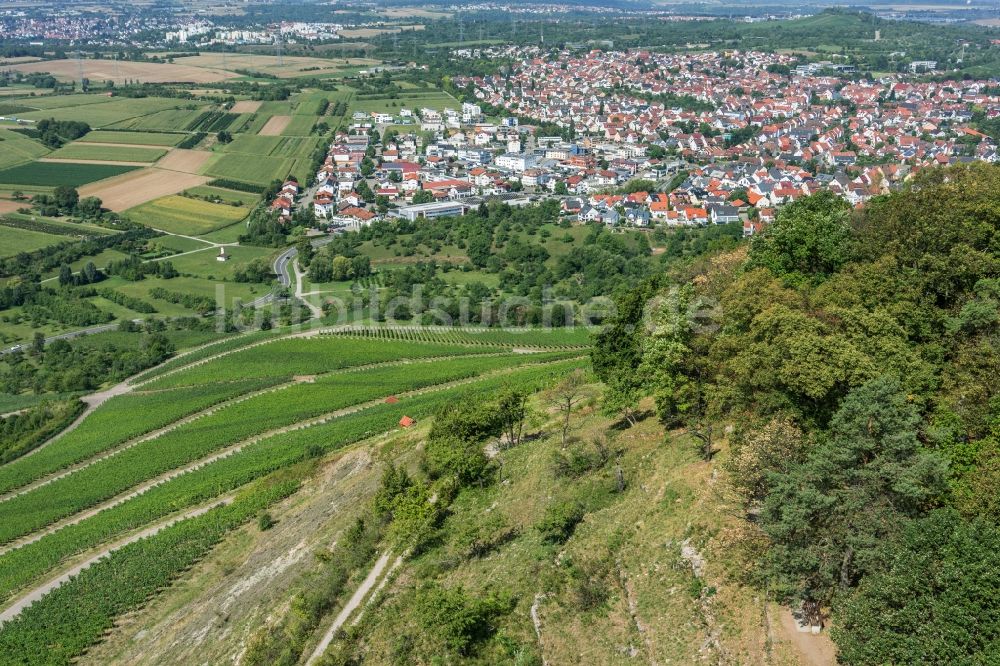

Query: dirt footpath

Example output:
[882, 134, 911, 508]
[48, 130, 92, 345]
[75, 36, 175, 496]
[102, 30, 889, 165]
[258, 115, 291, 136]
[777, 608, 838, 666]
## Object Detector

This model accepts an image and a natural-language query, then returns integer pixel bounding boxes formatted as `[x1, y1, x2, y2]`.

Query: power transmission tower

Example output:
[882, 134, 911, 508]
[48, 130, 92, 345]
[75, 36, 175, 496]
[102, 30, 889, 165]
[458, 16, 464, 45]
[275, 31, 283, 67]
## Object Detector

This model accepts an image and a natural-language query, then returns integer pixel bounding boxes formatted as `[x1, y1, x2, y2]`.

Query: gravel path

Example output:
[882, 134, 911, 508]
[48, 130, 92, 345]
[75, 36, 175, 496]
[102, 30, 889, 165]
[306, 551, 399, 665]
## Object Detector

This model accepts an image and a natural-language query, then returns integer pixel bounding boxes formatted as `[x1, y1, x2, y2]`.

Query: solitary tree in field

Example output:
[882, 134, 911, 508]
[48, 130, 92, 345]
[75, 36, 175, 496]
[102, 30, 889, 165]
[547, 369, 591, 448]
[496, 385, 530, 448]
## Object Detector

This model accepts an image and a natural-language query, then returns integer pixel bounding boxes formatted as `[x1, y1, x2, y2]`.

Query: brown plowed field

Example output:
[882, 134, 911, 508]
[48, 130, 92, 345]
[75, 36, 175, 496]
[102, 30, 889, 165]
[78, 168, 210, 211]
[258, 115, 292, 136]
[155, 149, 212, 174]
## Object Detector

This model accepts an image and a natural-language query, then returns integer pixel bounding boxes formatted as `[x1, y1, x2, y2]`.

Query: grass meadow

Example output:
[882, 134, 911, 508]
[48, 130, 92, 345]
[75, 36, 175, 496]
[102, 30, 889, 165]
[78, 131, 186, 146]
[127, 195, 251, 235]
[47, 144, 167, 163]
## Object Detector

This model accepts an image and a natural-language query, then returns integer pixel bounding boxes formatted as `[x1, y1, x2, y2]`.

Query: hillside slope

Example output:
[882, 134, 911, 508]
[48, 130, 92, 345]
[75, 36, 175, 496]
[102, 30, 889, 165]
[82, 394, 828, 666]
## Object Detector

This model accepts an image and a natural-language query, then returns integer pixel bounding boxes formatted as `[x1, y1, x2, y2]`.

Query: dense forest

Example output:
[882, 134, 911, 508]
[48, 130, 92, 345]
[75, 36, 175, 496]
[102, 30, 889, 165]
[592, 162, 1000, 661]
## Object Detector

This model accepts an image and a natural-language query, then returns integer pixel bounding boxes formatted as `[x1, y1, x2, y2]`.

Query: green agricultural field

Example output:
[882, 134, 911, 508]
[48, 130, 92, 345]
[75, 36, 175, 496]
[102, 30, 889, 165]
[78, 130, 186, 146]
[0, 161, 139, 187]
[291, 90, 332, 115]
[0, 378, 280, 497]
[112, 109, 208, 132]
[240, 113, 271, 134]
[127, 194, 250, 235]
[0, 128, 51, 169]
[143, 335, 511, 389]
[162, 245, 276, 281]
[256, 100, 294, 115]
[226, 113, 253, 133]
[348, 89, 459, 115]
[220, 134, 283, 155]
[0, 350, 570, 546]
[196, 221, 250, 244]
[0, 352, 582, 662]
[107, 276, 266, 315]
[12, 94, 117, 110]
[46, 144, 167, 163]
[0, 214, 114, 236]
[180, 185, 260, 206]
[129, 328, 288, 384]
[0, 225, 68, 256]
[18, 98, 203, 128]
[222, 134, 321, 158]
[289, 157, 315, 184]
[202, 153, 297, 186]
[148, 234, 213, 254]
[280, 114, 318, 136]
[327, 326, 596, 348]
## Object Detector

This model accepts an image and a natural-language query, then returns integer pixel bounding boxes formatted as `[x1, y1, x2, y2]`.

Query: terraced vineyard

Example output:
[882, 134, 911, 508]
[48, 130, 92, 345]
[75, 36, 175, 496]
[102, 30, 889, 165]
[139, 335, 509, 389]
[0, 378, 280, 497]
[324, 325, 596, 348]
[0, 329, 587, 663]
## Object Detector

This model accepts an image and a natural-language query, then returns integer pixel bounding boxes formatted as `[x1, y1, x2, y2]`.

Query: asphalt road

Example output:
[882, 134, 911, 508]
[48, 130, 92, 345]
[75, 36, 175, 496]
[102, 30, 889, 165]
[274, 247, 297, 288]
[0, 321, 142, 355]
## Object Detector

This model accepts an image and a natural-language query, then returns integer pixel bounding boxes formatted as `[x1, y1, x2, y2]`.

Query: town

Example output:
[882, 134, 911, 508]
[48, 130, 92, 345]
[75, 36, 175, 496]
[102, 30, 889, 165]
[279, 46, 998, 239]
[1, 5, 1000, 665]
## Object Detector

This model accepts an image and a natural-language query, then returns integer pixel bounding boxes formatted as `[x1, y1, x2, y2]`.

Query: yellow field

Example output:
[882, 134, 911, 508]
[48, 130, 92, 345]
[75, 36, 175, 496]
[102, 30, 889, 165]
[5, 59, 237, 85]
[162, 54, 381, 79]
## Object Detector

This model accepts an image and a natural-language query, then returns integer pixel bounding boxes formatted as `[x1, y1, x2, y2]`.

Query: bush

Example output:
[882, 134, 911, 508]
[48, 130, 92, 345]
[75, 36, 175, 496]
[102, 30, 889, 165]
[424, 434, 490, 486]
[257, 512, 275, 531]
[551, 438, 610, 479]
[536, 500, 585, 545]
[413, 583, 511, 656]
